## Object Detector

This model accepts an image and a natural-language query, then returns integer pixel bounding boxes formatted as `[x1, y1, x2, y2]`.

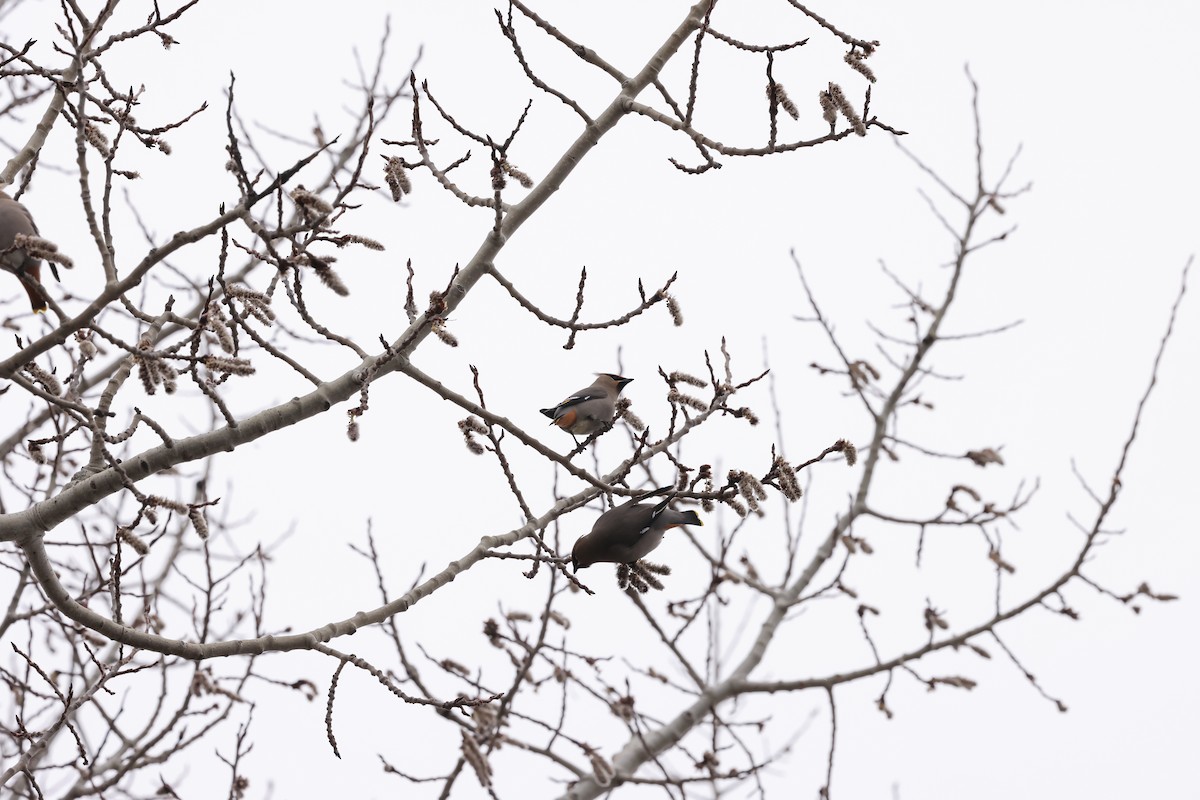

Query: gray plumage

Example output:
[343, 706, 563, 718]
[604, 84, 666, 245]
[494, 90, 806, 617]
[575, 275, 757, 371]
[0, 190, 45, 312]
[571, 495, 702, 571]
[540, 373, 632, 440]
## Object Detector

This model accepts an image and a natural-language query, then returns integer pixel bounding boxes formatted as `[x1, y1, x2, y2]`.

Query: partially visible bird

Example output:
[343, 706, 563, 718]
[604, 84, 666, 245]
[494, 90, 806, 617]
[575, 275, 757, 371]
[0, 189, 47, 313]
[540, 373, 632, 444]
[571, 494, 702, 571]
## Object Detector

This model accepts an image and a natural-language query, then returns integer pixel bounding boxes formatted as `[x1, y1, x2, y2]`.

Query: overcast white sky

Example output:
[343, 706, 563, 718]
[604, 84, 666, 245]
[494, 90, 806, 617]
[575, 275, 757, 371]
[3, 1, 1199, 798]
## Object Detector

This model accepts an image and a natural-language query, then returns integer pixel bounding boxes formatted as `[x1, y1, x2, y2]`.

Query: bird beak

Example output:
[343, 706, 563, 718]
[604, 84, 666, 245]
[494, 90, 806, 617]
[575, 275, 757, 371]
[570, 557, 579, 573]
[618, 377, 634, 388]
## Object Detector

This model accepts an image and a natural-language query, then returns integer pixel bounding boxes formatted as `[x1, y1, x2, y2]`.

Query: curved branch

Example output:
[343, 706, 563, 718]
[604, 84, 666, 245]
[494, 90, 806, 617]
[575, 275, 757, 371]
[487, 264, 675, 334]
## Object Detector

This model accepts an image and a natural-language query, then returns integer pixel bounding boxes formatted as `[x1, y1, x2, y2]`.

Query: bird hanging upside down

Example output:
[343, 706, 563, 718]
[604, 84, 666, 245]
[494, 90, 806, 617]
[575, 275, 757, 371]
[571, 494, 703, 572]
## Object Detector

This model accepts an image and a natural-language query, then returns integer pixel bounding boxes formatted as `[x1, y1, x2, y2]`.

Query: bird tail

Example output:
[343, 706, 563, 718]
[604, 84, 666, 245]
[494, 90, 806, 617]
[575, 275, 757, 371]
[18, 269, 47, 313]
[656, 503, 702, 528]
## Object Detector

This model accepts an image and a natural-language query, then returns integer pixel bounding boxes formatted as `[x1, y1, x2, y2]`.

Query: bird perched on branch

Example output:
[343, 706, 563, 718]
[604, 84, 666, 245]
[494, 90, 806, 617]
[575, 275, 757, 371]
[540, 373, 632, 444]
[1, 189, 48, 313]
[571, 494, 702, 571]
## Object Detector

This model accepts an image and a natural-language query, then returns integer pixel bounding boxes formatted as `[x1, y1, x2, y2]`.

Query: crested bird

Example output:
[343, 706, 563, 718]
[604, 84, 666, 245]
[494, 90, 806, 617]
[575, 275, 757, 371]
[571, 494, 702, 571]
[540, 373, 632, 444]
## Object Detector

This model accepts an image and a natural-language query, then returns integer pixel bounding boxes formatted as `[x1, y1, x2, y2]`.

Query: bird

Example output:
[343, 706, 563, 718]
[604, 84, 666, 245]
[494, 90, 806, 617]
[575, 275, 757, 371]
[571, 494, 702, 571]
[0, 189, 47, 313]
[540, 373, 632, 444]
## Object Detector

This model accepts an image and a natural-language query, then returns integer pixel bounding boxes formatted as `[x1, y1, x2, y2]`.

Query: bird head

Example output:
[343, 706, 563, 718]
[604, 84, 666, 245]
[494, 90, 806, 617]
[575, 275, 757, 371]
[570, 537, 595, 572]
[596, 373, 633, 392]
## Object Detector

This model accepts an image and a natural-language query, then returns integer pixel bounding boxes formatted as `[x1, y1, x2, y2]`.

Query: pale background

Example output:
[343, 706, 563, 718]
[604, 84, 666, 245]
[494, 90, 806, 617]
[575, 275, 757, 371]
[2, 1, 1198, 798]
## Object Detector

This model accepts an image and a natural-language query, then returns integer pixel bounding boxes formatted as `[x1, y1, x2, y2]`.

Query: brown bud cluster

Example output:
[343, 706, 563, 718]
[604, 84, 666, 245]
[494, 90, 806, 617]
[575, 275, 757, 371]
[431, 319, 458, 347]
[490, 159, 506, 192]
[12, 233, 73, 270]
[290, 186, 334, 221]
[833, 438, 858, 467]
[615, 397, 645, 432]
[840, 534, 873, 555]
[610, 695, 635, 721]
[501, 160, 534, 189]
[923, 605, 949, 632]
[664, 293, 684, 326]
[945, 484, 982, 513]
[339, 234, 385, 252]
[188, 508, 209, 540]
[137, 350, 179, 395]
[459, 416, 489, 454]
[206, 303, 235, 352]
[732, 406, 760, 425]
[767, 82, 800, 119]
[988, 548, 1016, 574]
[876, 696, 893, 719]
[739, 553, 760, 582]
[311, 260, 349, 296]
[544, 609, 571, 629]
[819, 89, 838, 126]
[700, 467, 715, 513]
[618, 560, 670, 593]
[77, 332, 98, 359]
[21, 362, 61, 396]
[147, 494, 189, 513]
[589, 750, 615, 787]
[483, 618, 502, 648]
[844, 49, 877, 82]
[472, 703, 497, 734]
[84, 123, 110, 156]
[669, 372, 706, 388]
[227, 285, 276, 325]
[461, 730, 492, 787]
[203, 355, 255, 377]
[823, 83, 866, 136]
[729, 469, 767, 513]
[773, 455, 803, 501]
[383, 155, 412, 201]
[966, 447, 1005, 467]
[440, 659, 470, 676]
[848, 359, 880, 388]
[426, 290, 448, 317]
[116, 526, 150, 555]
[668, 387, 708, 412]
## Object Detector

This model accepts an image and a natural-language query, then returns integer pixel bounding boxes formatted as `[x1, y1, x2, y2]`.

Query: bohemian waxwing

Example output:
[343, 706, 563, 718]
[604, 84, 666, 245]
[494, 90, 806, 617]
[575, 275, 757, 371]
[571, 495, 702, 572]
[0, 189, 46, 312]
[540, 373, 632, 443]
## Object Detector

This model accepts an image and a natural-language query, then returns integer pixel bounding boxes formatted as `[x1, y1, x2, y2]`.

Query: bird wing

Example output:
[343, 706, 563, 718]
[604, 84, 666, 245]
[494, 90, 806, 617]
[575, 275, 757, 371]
[557, 389, 607, 408]
[618, 500, 673, 562]
[604, 501, 665, 545]
[643, 498, 673, 532]
[541, 388, 606, 419]
[0, 196, 38, 242]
